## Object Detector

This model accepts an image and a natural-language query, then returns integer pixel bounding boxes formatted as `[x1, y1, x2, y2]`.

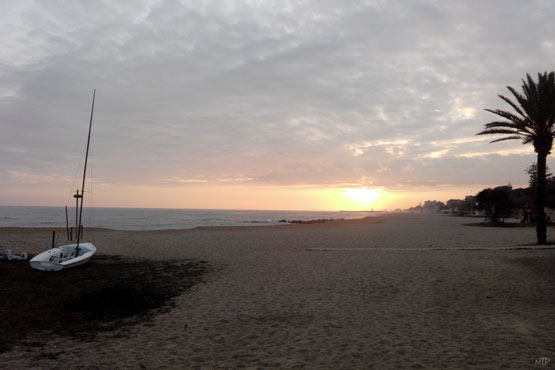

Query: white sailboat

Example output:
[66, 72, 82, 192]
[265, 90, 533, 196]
[30, 90, 98, 271]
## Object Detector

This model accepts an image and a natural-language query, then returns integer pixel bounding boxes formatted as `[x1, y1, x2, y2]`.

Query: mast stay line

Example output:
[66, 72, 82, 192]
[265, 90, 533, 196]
[76, 89, 95, 254]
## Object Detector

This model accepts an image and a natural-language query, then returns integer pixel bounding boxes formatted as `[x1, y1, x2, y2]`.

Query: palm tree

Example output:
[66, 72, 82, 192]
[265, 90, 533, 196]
[478, 72, 555, 244]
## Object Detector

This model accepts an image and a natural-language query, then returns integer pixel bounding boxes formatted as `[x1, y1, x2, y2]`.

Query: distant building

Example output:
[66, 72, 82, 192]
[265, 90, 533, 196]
[421, 200, 444, 214]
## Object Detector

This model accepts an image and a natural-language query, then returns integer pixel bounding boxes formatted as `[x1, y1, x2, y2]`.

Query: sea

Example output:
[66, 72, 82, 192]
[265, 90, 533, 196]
[0, 206, 374, 231]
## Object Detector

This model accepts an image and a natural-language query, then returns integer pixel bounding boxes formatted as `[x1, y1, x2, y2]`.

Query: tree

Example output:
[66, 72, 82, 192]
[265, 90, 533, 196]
[476, 186, 514, 223]
[478, 72, 555, 244]
[526, 163, 552, 191]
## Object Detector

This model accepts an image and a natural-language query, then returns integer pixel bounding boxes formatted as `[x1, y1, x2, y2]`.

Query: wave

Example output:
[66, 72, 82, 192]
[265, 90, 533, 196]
[242, 219, 275, 224]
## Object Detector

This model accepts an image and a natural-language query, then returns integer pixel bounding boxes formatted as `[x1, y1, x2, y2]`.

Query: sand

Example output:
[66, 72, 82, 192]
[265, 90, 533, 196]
[1, 214, 554, 369]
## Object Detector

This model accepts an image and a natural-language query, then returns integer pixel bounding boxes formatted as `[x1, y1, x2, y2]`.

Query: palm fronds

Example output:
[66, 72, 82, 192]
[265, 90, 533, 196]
[478, 71, 555, 154]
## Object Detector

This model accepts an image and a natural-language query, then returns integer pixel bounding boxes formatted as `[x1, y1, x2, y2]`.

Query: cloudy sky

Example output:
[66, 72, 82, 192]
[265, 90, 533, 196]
[1, 0, 555, 210]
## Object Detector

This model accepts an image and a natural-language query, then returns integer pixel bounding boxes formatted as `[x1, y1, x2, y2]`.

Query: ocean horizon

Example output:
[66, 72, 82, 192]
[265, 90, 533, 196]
[0, 206, 377, 231]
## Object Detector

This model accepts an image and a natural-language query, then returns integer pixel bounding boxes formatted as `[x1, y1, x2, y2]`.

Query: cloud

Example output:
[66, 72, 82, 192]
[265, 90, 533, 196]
[347, 139, 412, 157]
[7, 170, 73, 185]
[1, 0, 554, 207]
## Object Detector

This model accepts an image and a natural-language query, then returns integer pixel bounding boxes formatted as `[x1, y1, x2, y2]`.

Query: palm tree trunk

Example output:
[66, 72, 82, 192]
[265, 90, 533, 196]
[536, 151, 548, 244]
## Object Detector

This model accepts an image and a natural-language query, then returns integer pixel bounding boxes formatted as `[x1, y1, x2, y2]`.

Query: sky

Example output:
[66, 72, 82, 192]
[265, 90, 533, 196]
[1, 0, 555, 211]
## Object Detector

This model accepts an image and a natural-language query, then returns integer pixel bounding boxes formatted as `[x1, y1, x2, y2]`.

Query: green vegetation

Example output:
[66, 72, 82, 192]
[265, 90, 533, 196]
[476, 186, 513, 223]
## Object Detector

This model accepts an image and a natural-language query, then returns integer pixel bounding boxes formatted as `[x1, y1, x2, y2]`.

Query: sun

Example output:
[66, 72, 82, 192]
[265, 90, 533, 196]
[341, 187, 383, 211]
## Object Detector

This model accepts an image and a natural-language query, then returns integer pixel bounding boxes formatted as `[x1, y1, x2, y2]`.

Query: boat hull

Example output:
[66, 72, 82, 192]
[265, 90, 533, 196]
[30, 242, 96, 272]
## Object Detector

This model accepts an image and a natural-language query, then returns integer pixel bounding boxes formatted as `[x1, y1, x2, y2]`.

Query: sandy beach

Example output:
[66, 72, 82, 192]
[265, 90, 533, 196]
[1, 214, 554, 369]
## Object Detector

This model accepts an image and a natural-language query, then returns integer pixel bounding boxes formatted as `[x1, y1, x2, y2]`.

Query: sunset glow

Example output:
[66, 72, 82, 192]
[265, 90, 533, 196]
[341, 188, 384, 211]
[0, 180, 503, 212]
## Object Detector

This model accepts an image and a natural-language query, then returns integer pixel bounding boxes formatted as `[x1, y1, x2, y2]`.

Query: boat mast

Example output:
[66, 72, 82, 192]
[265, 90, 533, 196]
[65, 205, 70, 240]
[76, 89, 95, 254]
